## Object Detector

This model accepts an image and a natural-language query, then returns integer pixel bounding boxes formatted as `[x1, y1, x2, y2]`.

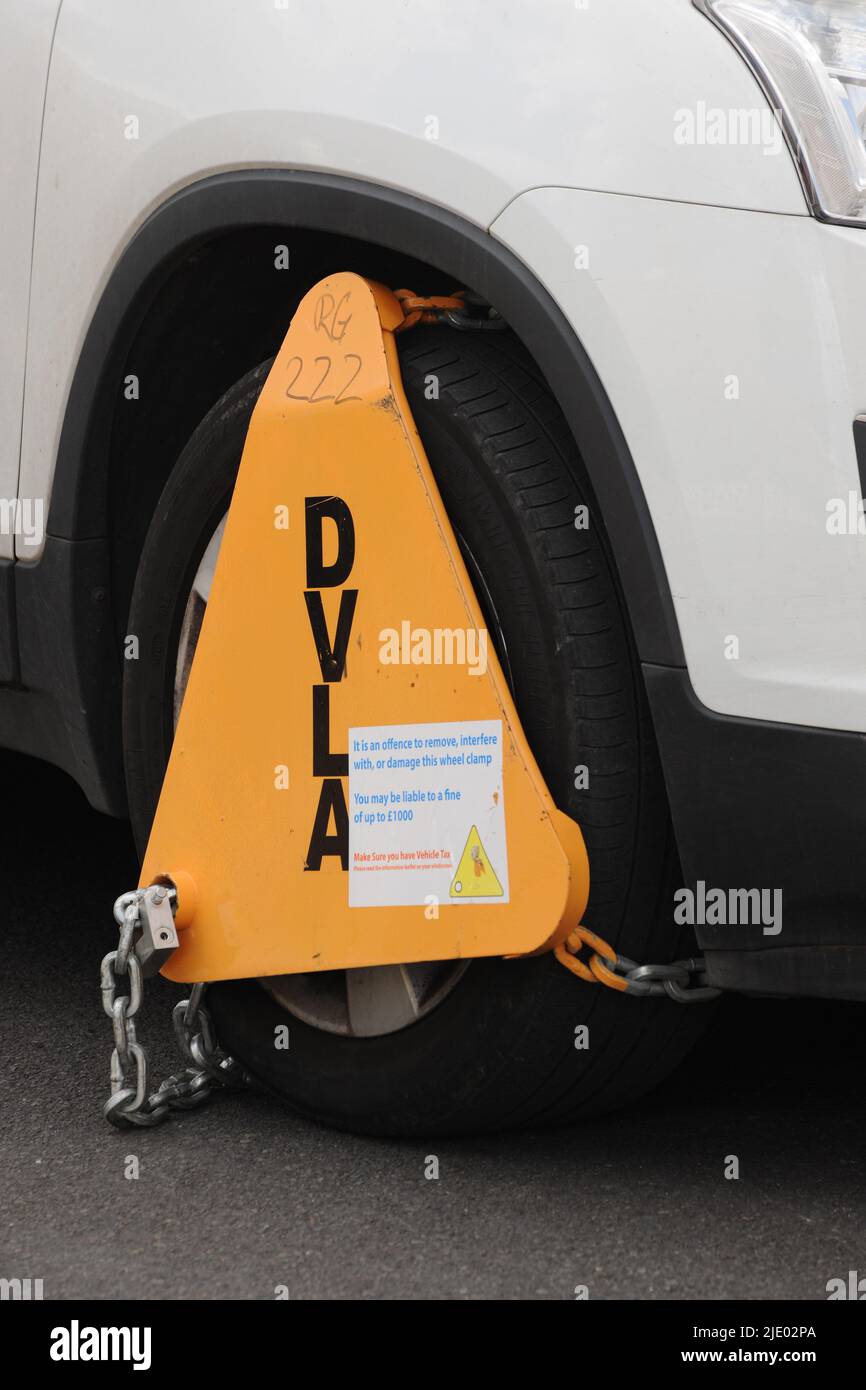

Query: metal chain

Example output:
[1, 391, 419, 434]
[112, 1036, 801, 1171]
[555, 924, 722, 1002]
[100, 888, 253, 1129]
[619, 957, 722, 1003]
[393, 287, 507, 333]
[101, 887, 715, 1132]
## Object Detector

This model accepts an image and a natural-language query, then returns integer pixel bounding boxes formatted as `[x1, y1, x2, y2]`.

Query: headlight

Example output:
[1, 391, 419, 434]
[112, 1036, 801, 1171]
[695, 0, 866, 225]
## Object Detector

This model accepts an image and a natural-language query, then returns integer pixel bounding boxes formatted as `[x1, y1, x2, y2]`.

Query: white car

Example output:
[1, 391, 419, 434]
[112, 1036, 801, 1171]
[2, 0, 864, 1135]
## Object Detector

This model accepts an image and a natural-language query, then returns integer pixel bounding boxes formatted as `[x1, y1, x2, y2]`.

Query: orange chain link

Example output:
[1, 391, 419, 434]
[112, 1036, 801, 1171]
[393, 287, 466, 332]
[554, 925, 630, 992]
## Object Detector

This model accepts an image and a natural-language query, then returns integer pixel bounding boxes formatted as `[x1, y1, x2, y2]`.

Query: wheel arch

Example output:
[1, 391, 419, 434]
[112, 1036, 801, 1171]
[51, 171, 683, 658]
[13, 171, 683, 815]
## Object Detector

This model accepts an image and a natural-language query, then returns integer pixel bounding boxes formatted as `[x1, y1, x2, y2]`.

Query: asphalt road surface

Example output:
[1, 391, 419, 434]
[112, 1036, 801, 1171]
[2, 751, 863, 1301]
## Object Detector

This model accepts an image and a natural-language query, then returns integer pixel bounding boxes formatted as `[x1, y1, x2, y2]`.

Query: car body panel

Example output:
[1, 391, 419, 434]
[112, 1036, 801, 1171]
[0, 0, 61, 562]
[18, 0, 805, 566]
[492, 188, 866, 732]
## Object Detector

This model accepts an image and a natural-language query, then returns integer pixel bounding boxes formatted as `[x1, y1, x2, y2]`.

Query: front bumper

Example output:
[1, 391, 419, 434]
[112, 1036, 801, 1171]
[646, 666, 866, 1000]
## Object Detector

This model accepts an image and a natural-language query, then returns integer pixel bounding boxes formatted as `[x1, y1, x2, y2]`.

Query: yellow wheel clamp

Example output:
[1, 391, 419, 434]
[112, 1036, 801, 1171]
[141, 273, 590, 983]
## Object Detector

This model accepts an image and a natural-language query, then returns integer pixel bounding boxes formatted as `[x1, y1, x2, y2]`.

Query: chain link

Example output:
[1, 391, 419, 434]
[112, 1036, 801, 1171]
[100, 889, 253, 1129]
[555, 924, 722, 1002]
[393, 287, 507, 333]
[615, 955, 722, 1002]
[101, 887, 716, 1131]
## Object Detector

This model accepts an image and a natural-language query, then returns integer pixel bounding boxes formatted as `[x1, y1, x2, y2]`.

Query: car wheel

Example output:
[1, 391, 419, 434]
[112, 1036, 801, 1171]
[123, 325, 706, 1137]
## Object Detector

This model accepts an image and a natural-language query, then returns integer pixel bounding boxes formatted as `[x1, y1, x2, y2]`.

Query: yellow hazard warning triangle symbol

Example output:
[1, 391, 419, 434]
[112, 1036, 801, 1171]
[449, 826, 504, 899]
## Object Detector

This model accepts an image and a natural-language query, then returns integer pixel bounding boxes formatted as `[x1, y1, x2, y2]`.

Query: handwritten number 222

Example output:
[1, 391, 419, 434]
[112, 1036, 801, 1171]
[284, 353, 362, 405]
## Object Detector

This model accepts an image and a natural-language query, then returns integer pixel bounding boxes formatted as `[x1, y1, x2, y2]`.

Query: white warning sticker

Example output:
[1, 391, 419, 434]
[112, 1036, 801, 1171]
[348, 719, 509, 908]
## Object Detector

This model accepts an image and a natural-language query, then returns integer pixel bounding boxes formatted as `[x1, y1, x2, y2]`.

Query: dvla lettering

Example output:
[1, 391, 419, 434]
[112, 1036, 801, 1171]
[304, 495, 356, 871]
[49, 1321, 151, 1370]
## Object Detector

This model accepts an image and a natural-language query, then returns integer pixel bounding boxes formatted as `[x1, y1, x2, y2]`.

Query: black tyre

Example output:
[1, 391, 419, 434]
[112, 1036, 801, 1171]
[123, 326, 704, 1137]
